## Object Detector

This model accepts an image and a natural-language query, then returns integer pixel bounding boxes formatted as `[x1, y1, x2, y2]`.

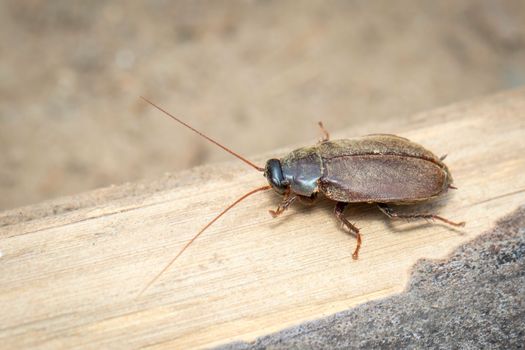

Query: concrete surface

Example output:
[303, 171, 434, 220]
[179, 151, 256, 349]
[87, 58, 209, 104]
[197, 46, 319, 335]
[2, 1, 525, 210]
[218, 206, 525, 349]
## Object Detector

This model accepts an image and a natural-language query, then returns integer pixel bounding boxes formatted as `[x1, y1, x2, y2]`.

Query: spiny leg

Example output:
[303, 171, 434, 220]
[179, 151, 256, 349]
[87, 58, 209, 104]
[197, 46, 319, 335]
[269, 191, 297, 218]
[318, 121, 330, 143]
[377, 203, 465, 227]
[334, 202, 362, 260]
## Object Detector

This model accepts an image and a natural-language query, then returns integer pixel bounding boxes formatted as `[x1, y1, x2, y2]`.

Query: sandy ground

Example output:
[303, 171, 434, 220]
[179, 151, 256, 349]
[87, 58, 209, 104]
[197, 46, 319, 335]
[1, 0, 525, 210]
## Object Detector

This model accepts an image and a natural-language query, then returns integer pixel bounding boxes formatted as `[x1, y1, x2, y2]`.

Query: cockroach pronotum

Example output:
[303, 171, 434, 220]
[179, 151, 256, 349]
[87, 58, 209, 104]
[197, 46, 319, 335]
[137, 97, 465, 296]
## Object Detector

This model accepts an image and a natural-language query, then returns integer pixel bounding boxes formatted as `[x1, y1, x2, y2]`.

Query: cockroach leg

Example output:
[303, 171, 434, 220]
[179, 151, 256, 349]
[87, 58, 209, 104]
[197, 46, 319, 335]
[440, 154, 448, 161]
[269, 191, 297, 218]
[334, 202, 362, 260]
[377, 203, 465, 227]
[298, 193, 318, 205]
[318, 121, 330, 143]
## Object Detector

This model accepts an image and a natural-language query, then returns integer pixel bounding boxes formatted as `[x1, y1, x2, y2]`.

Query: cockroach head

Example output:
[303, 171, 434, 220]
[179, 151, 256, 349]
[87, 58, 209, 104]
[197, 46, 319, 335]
[264, 159, 288, 195]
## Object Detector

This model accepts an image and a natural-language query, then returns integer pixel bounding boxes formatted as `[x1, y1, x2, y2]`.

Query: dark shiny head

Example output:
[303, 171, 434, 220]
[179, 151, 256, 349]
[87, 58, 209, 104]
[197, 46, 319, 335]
[264, 159, 288, 194]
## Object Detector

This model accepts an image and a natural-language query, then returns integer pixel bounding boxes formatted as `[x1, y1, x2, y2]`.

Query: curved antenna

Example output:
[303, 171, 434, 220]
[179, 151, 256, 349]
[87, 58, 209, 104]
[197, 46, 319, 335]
[137, 185, 272, 298]
[141, 96, 264, 172]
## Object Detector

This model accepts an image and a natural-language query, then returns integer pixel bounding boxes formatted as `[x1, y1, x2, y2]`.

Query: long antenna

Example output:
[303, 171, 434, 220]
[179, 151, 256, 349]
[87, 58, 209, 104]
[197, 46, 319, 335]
[141, 96, 264, 172]
[137, 184, 272, 298]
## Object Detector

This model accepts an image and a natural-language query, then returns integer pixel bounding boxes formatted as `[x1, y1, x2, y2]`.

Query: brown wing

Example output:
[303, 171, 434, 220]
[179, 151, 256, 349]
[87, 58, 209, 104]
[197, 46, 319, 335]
[318, 136, 450, 203]
[319, 135, 442, 163]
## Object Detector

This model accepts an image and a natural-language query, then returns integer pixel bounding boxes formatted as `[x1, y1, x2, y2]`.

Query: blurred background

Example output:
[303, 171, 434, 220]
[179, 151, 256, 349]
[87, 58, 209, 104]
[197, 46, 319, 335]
[1, 0, 524, 210]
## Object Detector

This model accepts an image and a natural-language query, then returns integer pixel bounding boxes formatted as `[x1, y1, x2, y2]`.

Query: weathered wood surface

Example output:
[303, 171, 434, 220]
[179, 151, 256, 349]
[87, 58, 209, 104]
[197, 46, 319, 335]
[1, 89, 525, 349]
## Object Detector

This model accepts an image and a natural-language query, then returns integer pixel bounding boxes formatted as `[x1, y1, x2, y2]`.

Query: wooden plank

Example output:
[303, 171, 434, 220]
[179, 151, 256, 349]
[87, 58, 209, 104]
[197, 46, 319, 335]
[1, 89, 525, 349]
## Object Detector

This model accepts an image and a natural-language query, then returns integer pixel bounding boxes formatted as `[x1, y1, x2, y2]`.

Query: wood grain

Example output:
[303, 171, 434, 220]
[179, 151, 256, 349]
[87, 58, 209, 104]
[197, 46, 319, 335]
[1, 89, 525, 349]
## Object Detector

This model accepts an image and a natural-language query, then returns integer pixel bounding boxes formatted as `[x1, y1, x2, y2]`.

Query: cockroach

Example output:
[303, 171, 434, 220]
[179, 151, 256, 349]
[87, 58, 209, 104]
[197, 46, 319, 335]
[138, 97, 465, 296]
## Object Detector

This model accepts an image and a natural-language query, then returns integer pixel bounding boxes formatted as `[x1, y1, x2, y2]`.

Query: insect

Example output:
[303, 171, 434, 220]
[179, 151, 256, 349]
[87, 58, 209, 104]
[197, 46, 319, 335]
[138, 97, 465, 296]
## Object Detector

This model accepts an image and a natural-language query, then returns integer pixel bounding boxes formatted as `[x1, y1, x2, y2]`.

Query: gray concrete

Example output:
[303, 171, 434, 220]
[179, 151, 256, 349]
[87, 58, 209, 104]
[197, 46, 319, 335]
[218, 206, 525, 349]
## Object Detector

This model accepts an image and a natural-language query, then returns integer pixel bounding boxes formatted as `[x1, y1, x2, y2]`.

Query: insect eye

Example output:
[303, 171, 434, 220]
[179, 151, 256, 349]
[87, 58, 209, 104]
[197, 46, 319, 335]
[264, 159, 287, 194]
